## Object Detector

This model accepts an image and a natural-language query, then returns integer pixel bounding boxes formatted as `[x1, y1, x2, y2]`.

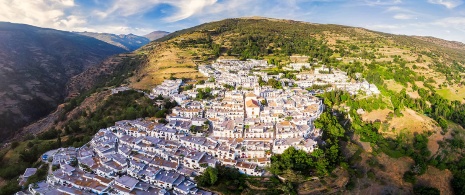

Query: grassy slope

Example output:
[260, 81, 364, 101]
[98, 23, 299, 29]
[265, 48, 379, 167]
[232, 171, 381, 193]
[130, 41, 206, 89]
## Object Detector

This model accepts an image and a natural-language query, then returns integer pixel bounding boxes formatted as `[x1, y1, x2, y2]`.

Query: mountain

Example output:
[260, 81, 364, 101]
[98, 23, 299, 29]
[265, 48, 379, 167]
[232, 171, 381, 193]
[118, 18, 465, 194]
[76, 32, 150, 51]
[143, 30, 170, 41]
[128, 17, 465, 90]
[0, 22, 125, 141]
[413, 35, 465, 51]
[4, 18, 465, 194]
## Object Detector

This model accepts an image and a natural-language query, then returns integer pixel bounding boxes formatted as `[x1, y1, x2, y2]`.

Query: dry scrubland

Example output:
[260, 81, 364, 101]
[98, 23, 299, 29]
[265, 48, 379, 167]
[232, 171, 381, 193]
[130, 42, 206, 89]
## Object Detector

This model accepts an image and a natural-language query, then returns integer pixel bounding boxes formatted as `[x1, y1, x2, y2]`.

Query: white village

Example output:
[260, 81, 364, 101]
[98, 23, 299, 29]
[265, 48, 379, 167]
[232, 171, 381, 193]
[20, 59, 379, 195]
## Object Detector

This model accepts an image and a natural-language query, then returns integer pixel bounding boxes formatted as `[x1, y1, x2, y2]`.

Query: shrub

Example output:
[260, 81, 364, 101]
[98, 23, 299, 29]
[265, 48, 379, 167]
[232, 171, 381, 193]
[413, 185, 440, 195]
[403, 171, 416, 183]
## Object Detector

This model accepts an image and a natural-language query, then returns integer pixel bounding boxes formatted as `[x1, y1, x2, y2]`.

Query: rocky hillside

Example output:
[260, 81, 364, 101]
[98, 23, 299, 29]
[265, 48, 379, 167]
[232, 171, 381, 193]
[77, 32, 150, 51]
[143, 30, 170, 41]
[0, 22, 125, 141]
[413, 36, 465, 51]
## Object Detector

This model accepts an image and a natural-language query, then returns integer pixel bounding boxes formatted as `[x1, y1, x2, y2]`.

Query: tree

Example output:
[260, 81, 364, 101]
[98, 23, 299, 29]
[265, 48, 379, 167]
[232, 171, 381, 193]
[70, 158, 78, 167]
[195, 167, 218, 186]
[223, 84, 235, 90]
[312, 149, 329, 175]
[207, 167, 218, 185]
[0, 181, 21, 195]
[413, 186, 440, 195]
[438, 117, 448, 130]
[189, 125, 198, 133]
[269, 147, 317, 175]
[10, 141, 19, 149]
[403, 171, 416, 183]
[154, 109, 167, 118]
[57, 133, 62, 147]
[20, 147, 39, 163]
[452, 172, 465, 195]
[267, 78, 282, 89]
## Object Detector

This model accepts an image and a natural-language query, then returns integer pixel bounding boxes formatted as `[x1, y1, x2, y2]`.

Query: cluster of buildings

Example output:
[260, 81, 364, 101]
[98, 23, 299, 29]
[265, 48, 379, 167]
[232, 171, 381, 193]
[25, 121, 215, 195]
[295, 66, 380, 95]
[20, 59, 381, 195]
[169, 60, 327, 164]
[152, 79, 183, 96]
[287, 62, 312, 71]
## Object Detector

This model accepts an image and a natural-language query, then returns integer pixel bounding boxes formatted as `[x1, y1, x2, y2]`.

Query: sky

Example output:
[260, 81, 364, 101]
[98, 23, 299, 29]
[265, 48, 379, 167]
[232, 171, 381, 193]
[0, 0, 464, 42]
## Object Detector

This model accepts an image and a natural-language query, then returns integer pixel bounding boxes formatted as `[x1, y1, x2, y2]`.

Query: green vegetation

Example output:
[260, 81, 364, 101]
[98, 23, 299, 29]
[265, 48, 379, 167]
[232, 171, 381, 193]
[452, 173, 465, 195]
[324, 87, 465, 194]
[223, 84, 235, 90]
[305, 84, 332, 91]
[195, 167, 218, 186]
[196, 88, 213, 100]
[196, 165, 247, 194]
[403, 171, 417, 183]
[413, 185, 440, 195]
[269, 147, 317, 175]
[161, 19, 335, 61]
[266, 89, 429, 191]
[0, 90, 176, 193]
[62, 90, 176, 143]
[269, 102, 346, 177]
[195, 165, 292, 194]
[0, 138, 57, 195]
[25, 164, 48, 186]
[0, 181, 21, 195]
[64, 56, 146, 113]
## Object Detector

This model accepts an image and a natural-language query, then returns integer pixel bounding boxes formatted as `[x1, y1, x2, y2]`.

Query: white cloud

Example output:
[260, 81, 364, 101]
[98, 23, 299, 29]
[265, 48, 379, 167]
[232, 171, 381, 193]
[385, 6, 416, 13]
[180, 0, 315, 24]
[0, 0, 81, 30]
[428, 0, 463, 9]
[385, 6, 422, 20]
[360, 0, 402, 6]
[97, 0, 217, 22]
[163, 0, 217, 22]
[59, 0, 75, 6]
[59, 15, 86, 28]
[433, 17, 465, 32]
[393, 13, 414, 19]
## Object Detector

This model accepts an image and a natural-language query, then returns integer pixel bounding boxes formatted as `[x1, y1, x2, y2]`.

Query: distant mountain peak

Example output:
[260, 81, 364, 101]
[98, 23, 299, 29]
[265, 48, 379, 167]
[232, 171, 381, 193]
[143, 30, 170, 41]
[76, 32, 150, 51]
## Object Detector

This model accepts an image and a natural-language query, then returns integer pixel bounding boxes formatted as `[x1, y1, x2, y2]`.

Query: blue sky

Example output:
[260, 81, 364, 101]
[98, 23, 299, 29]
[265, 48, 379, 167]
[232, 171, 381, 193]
[0, 0, 464, 42]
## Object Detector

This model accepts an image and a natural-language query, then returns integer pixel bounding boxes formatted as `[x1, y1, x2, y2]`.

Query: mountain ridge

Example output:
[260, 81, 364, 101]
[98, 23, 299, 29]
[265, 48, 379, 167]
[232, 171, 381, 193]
[0, 22, 126, 141]
[143, 30, 170, 41]
[76, 32, 150, 51]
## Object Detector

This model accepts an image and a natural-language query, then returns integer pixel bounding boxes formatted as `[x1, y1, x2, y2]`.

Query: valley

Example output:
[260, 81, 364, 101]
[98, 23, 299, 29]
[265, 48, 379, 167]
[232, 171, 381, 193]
[0, 22, 127, 142]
